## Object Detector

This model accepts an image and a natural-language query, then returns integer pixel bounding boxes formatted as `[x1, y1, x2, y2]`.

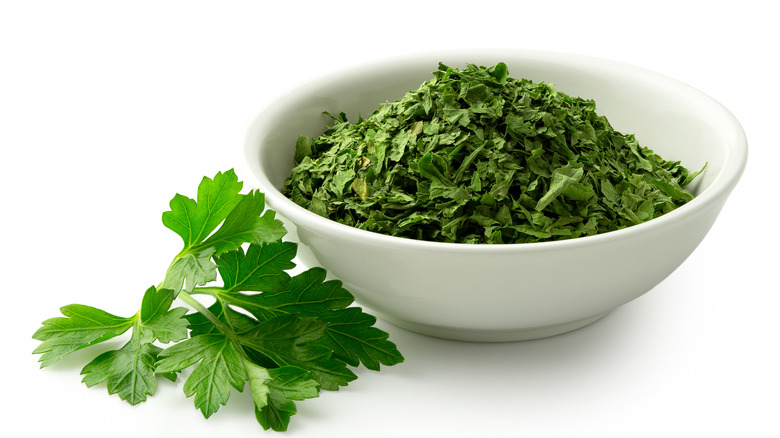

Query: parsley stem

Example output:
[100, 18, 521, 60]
[177, 291, 228, 334]
[188, 286, 223, 297]
[177, 290, 253, 364]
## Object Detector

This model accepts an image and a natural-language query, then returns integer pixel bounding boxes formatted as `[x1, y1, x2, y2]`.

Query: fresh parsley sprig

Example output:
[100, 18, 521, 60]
[32, 169, 404, 432]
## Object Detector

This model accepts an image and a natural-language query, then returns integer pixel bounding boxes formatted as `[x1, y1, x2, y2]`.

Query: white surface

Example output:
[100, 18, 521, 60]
[244, 49, 746, 341]
[1, 1, 776, 436]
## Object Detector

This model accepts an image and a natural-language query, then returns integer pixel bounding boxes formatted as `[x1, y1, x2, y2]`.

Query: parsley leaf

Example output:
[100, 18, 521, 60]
[315, 307, 402, 371]
[213, 267, 403, 371]
[160, 247, 217, 296]
[32, 169, 403, 431]
[216, 241, 297, 294]
[80, 333, 163, 405]
[252, 365, 320, 432]
[162, 170, 244, 250]
[32, 305, 135, 368]
[139, 287, 189, 344]
[77, 286, 188, 405]
[155, 333, 247, 418]
[200, 190, 287, 254]
[237, 313, 357, 391]
[160, 169, 288, 295]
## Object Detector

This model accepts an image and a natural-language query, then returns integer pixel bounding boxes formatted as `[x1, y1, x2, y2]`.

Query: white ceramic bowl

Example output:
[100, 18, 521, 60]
[242, 50, 747, 342]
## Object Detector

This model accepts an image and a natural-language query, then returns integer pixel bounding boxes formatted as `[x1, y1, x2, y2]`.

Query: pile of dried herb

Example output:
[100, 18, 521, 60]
[283, 62, 703, 244]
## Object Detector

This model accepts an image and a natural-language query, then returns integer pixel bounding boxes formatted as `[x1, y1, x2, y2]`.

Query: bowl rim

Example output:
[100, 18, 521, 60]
[241, 49, 748, 254]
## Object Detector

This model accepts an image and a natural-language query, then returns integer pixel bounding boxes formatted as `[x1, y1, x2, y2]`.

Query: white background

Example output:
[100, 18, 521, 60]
[2, 1, 777, 437]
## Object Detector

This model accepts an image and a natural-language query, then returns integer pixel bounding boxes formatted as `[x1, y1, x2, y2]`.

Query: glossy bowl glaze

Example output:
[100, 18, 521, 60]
[242, 50, 747, 342]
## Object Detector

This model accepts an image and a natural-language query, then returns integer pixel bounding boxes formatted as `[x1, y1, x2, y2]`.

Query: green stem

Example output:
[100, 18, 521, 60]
[189, 286, 224, 297]
[177, 291, 225, 332]
[177, 290, 249, 361]
[159, 254, 247, 357]
[157, 253, 224, 332]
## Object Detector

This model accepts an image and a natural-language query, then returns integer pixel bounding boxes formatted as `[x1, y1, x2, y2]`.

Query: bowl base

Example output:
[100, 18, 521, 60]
[379, 311, 611, 342]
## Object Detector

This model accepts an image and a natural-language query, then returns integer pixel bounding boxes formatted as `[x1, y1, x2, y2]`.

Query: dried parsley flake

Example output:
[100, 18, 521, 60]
[283, 62, 703, 244]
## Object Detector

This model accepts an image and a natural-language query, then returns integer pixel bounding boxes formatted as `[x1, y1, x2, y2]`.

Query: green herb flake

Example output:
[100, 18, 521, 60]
[283, 62, 704, 244]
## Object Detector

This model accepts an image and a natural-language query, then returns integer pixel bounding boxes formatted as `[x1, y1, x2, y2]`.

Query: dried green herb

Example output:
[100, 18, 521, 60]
[283, 62, 704, 244]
